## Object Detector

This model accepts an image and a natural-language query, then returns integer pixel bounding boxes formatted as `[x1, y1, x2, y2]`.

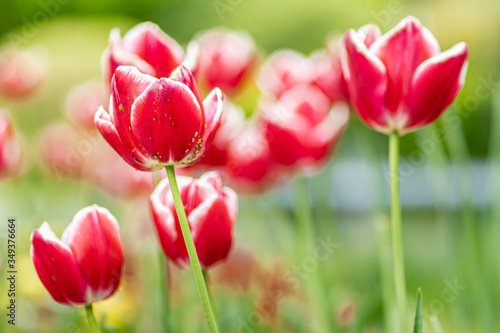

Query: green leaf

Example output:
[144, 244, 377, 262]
[413, 288, 423, 333]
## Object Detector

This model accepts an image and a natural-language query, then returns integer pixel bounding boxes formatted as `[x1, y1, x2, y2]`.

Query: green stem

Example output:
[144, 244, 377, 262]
[202, 270, 219, 327]
[389, 132, 409, 333]
[84, 304, 100, 333]
[292, 176, 331, 333]
[158, 254, 170, 332]
[165, 166, 219, 333]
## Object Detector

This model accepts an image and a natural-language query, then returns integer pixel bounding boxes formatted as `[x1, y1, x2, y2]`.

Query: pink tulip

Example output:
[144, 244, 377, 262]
[342, 16, 469, 135]
[64, 80, 108, 129]
[102, 22, 184, 84]
[0, 48, 45, 99]
[261, 84, 349, 171]
[0, 110, 23, 179]
[150, 171, 238, 269]
[30, 205, 124, 306]
[95, 65, 223, 171]
[257, 49, 314, 99]
[190, 28, 259, 95]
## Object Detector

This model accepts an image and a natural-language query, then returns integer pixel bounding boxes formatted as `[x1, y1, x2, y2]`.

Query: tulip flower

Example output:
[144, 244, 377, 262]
[342, 16, 469, 135]
[0, 110, 23, 179]
[95, 65, 223, 171]
[190, 28, 259, 95]
[150, 171, 238, 269]
[194, 100, 245, 169]
[257, 49, 314, 99]
[30, 205, 124, 307]
[260, 84, 349, 171]
[102, 22, 184, 84]
[0, 48, 45, 99]
[64, 80, 108, 129]
[224, 122, 289, 193]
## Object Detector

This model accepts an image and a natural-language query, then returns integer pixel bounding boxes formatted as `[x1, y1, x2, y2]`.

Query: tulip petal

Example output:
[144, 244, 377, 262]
[199, 170, 223, 193]
[102, 28, 156, 85]
[189, 193, 234, 268]
[342, 29, 389, 131]
[150, 180, 182, 265]
[130, 79, 203, 164]
[406, 43, 469, 132]
[121, 22, 184, 78]
[170, 65, 204, 110]
[358, 24, 382, 48]
[95, 107, 152, 171]
[62, 205, 124, 303]
[196, 88, 224, 159]
[30, 223, 88, 306]
[370, 16, 441, 115]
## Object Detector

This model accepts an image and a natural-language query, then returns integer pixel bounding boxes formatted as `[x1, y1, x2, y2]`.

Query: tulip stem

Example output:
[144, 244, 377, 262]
[293, 176, 331, 333]
[165, 166, 220, 333]
[202, 270, 219, 326]
[84, 304, 100, 333]
[389, 132, 409, 333]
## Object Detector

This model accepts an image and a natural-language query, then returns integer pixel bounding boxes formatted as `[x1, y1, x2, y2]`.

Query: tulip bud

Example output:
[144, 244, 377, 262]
[257, 49, 314, 99]
[30, 205, 124, 306]
[102, 22, 184, 84]
[95, 65, 223, 171]
[190, 28, 259, 96]
[342, 16, 469, 135]
[150, 171, 238, 269]
[0, 47, 45, 99]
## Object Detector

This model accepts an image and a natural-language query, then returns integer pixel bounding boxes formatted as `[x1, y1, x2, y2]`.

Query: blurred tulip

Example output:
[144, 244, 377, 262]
[84, 137, 153, 198]
[30, 205, 124, 307]
[261, 84, 349, 171]
[38, 123, 94, 179]
[0, 48, 45, 99]
[194, 99, 245, 169]
[190, 28, 259, 95]
[150, 171, 238, 269]
[64, 80, 107, 129]
[257, 49, 314, 99]
[310, 48, 349, 103]
[342, 16, 469, 135]
[213, 248, 258, 292]
[102, 22, 184, 84]
[95, 65, 223, 171]
[0, 110, 23, 179]
[224, 122, 289, 193]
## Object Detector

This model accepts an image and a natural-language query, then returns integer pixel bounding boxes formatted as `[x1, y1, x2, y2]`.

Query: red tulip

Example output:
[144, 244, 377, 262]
[30, 205, 124, 306]
[342, 16, 469, 135]
[257, 49, 314, 99]
[102, 22, 184, 84]
[190, 28, 259, 95]
[95, 65, 223, 171]
[224, 122, 289, 193]
[0, 110, 23, 179]
[64, 80, 107, 129]
[150, 171, 238, 269]
[261, 84, 349, 171]
[0, 48, 45, 99]
[194, 100, 245, 169]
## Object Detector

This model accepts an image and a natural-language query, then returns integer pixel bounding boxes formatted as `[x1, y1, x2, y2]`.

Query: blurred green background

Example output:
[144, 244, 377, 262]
[1, 0, 499, 332]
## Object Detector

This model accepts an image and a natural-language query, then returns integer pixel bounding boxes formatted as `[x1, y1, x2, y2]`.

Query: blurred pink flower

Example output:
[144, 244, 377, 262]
[0, 110, 24, 179]
[0, 48, 45, 99]
[64, 80, 107, 130]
